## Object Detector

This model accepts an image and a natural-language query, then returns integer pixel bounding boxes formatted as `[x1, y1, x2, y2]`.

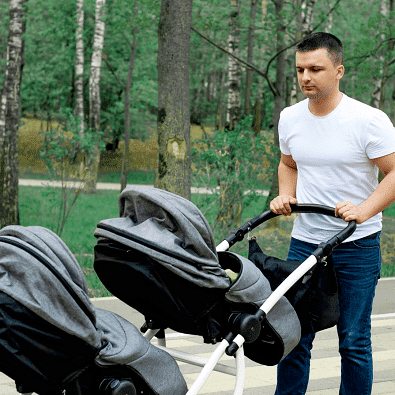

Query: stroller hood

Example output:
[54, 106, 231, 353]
[94, 186, 230, 289]
[0, 225, 187, 395]
[0, 225, 99, 345]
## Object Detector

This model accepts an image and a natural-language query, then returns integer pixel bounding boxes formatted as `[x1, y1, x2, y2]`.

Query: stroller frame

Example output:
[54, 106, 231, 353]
[142, 204, 356, 395]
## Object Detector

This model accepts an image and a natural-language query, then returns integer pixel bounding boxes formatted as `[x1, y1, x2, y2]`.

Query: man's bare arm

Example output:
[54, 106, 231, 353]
[270, 153, 298, 216]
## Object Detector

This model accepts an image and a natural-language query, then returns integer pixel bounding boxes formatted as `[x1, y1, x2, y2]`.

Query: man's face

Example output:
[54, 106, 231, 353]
[296, 48, 344, 102]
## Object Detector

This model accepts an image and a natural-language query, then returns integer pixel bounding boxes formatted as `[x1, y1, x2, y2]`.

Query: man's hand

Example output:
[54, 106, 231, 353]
[335, 201, 366, 224]
[270, 195, 298, 216]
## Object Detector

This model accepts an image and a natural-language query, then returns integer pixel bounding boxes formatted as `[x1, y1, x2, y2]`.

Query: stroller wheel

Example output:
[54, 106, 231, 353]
[99, 379, 137, 395]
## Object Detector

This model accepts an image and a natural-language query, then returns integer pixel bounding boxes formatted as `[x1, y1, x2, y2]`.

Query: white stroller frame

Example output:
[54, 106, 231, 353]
[143, 204, 356, 395]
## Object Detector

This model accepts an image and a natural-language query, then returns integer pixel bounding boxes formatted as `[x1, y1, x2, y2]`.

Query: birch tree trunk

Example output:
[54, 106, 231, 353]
[226, 0, 241, 131]
[252, 1, 268, 133]
[75, 0, 85, 137]
[121, 4, 138, 192]
[378, 0, 393, 110]
[217, 0, 242, 231]
[265, 0, 286, 210]
[85, 0, 106, 193]
[290, 0, 316, 105]
[0, 0, 28, 228]
[155, 0, 193, 199]
[244, 0, 257, 116]
[370, 0, 388, 109]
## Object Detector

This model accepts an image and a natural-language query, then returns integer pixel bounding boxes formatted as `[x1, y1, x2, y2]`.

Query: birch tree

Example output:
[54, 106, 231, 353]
[217, 0, 242, 230]
[370, 0, 388, 108]
[244, 0, 258, 116]
[225, 0, 241, 131]
[290, 0, 317, 105]
[265, 0, 286, 209]
[155, 0, 193, 199]
[85, 0, 106, 193]
[120, 2, 139, 192]
[0, 0, 28, 228]
[75, 0, 84, 137]
[379, 0, 394, 111]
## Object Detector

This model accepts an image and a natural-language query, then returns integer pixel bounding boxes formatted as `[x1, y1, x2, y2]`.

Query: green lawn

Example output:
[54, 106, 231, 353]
[18, 183, 395, 297]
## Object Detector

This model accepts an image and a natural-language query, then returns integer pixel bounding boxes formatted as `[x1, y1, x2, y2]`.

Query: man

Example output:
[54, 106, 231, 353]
[270, 32, 395, 395]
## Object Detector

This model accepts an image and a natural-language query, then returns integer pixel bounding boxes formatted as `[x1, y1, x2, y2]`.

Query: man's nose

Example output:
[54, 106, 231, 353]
[302, 70, 311, 83]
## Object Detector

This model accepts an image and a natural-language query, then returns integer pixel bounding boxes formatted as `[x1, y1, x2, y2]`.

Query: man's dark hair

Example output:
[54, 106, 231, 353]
[296, 32, 344, 65]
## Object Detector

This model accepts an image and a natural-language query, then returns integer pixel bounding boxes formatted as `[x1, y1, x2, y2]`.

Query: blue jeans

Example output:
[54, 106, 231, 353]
[275, 233, 381, 395]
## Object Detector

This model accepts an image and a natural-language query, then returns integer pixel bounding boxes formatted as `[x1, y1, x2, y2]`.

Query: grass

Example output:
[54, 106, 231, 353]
[18, 183, 395, 297]
[19, 186, 119, 297]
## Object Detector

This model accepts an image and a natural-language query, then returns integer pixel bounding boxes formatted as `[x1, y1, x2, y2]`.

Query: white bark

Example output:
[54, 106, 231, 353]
[226, 0, 241, 130]
[86, 0, 106, 193]
[290, 0, 316, 105]
[371, 0, 388, 109]
[302, 0, 316, 33]
[89, 0, 106, 131]
[75, 0, 85, 136]
[0, 0, 28, 226]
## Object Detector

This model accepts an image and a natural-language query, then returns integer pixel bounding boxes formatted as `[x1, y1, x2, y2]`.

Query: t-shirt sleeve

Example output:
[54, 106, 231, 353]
[365, 109, 395, 159]
[278, 111, 292, 155]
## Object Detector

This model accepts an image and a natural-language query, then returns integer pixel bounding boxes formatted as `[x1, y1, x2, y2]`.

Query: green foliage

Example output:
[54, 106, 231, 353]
[38, 109, 105, 236]
[39, 109, 105, 171]
[191, 115, 278, 238]
[12, 0, 394, 150]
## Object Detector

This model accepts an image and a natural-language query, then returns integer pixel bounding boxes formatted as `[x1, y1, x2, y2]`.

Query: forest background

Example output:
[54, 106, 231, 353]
[0, 0, 395, 295]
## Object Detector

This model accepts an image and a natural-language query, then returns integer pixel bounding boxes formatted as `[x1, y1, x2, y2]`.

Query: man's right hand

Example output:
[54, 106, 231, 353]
[270, 195, 298, 216]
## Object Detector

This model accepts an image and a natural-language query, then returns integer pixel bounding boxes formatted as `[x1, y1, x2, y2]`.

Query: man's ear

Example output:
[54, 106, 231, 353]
[337, 64, 345, 80]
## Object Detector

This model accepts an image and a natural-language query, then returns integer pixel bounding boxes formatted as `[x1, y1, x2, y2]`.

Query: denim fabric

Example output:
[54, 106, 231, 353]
[275, 233, 381, 395]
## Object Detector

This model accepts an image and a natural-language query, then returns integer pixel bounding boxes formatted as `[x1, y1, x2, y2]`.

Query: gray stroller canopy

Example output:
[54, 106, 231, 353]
[0, 225, 188, 395]
[95, 186, 230, 288]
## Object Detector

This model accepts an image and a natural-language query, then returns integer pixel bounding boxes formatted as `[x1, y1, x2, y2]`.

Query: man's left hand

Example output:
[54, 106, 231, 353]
[335, 201, 366, 224]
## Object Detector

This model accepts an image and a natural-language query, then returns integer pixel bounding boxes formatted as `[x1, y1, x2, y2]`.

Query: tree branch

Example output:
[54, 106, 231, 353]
[309, 0, 342, 33]
[345, 38, 395, 68]
[191, 26, 264, 77]
[192, 0, 342, 98]
[265, 0, 342, 77]
[102, 53, 125, 89]
[191, 25, 278, 96]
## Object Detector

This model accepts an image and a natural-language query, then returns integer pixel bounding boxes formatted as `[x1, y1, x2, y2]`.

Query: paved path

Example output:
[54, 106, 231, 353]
[1, 278, 395, 394]
[18, 179, 269, 196]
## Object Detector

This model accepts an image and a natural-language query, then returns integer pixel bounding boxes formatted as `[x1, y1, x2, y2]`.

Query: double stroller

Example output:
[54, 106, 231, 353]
[0, 186, 356, 395]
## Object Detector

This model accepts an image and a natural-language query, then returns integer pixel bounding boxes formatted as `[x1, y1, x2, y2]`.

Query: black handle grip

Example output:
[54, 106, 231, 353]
[224, 203, 356, 249]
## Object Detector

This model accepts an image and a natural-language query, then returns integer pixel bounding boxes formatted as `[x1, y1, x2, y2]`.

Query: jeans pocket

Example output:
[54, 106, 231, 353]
[352, 232, 381, 249]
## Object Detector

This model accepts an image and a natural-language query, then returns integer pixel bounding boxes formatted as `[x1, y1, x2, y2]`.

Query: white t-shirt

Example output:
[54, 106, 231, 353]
[279, 94, 395, 244]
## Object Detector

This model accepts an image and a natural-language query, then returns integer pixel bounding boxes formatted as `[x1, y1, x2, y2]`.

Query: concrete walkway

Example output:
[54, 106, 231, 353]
[1, 278, 394, 394]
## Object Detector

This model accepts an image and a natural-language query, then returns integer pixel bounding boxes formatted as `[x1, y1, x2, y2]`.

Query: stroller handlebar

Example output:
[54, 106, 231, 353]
[218, 203, 357, 254]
